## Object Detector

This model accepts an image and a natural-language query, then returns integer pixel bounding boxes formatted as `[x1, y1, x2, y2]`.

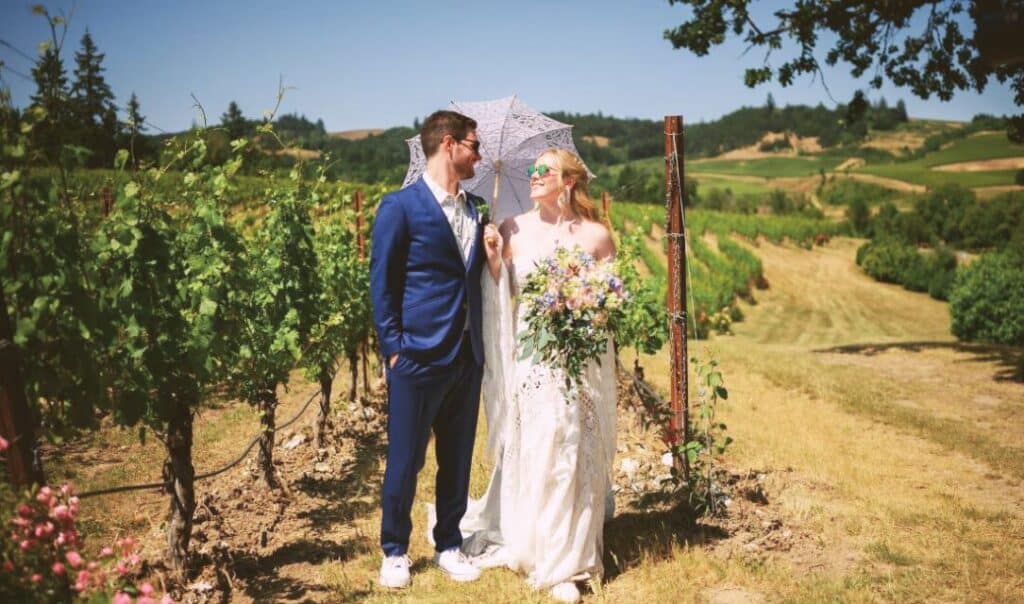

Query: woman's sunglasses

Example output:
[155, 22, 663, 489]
[527, 164, 556, 178]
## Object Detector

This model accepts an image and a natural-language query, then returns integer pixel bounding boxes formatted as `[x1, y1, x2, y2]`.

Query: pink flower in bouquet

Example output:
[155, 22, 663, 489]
[51, 561, 65, 575]
[66, 550, 83, 568]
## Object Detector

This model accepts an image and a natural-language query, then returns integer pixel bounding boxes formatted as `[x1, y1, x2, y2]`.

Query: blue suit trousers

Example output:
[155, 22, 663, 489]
[379, 334, 483, 556]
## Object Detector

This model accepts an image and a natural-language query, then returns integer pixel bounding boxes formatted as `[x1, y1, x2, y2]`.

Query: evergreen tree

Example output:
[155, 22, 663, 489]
[221, 101, 247, 140]
[125, 92, 146, 135]
[70, 31, 118, 167]
[29, 46, 70, 164]
[896, 99, 909, 122]
[121, 92, 150, 168]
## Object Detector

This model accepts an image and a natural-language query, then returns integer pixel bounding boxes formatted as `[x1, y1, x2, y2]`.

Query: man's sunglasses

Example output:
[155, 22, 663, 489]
[458, 138, 481, 154]
[527, 164, 556, 178]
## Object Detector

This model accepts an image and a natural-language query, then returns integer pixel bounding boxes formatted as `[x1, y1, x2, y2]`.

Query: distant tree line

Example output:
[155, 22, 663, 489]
[4, 18, 1003, 190]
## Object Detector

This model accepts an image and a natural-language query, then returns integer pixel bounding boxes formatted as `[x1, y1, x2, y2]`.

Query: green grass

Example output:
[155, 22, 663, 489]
[692, 174, 774, 196]
[688, 157, 845, 179]
[917, 132, 1023, 167]
[857, 165, 1017, 188]
[855, 132, 1023, 188]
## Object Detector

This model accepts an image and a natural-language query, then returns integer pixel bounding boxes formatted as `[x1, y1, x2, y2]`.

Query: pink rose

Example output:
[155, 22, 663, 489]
[100, 546, 114, 558]
[36, 487, 53, 504]
[66, 550, 83, 568]
[139, 582, 155, 596]
[74, 569, 91, 591]
[112, 592, 132, 604]
[51, 561, 65, 575]
[0, 435, 9, 451]
[30, 573, 42, 583]
[52, 505, 70, 521]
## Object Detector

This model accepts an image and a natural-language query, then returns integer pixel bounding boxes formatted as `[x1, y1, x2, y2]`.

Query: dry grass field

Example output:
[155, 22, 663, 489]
[44, 232, 1024, 603]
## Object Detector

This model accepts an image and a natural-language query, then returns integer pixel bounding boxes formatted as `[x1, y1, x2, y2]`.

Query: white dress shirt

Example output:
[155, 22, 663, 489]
[422, 172, 475, 332]
[423, 172, 475, 265]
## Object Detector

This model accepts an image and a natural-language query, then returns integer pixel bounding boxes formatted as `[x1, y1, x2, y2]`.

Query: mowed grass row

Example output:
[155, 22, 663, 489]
[626, 233, 1024, 602]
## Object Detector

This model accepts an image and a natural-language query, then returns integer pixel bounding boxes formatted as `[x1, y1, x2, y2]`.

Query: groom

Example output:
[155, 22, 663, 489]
[370, 110, 486, 588]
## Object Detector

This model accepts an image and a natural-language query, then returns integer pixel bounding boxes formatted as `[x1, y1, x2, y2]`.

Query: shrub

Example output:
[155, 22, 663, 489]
[926, 247, 958, 301]
[819, 179, 897, 206]
[949, 250, 1024, 345]
[857, 238, 925, 285]
[846, 197, 871, 236]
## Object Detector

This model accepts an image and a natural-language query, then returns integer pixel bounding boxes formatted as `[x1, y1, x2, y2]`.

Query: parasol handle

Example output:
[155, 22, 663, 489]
[492, 160, 502, 206]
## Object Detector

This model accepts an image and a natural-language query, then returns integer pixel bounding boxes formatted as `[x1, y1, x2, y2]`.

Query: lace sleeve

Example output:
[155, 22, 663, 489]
[481, 261, 516, 460]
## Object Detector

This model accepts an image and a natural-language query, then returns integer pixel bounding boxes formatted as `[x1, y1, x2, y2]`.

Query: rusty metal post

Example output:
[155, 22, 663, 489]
[664, 115, 689, 480]
[0, 287, 45, 487]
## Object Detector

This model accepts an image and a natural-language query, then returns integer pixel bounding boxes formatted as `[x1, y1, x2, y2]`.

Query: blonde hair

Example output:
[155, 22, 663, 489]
[537, 148, 600, 223]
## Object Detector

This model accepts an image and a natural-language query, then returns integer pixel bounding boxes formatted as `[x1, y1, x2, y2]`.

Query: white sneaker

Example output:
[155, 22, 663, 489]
[434, 547, 481, 582]
[550, 581, 581, 603]
[378, 554, 411, 588]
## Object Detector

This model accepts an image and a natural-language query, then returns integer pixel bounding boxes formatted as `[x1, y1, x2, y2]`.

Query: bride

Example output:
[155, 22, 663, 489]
[468, 148, 618, 602]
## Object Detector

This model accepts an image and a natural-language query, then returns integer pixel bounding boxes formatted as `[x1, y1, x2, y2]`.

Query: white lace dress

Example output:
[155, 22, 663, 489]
[459, 247, 618, 588]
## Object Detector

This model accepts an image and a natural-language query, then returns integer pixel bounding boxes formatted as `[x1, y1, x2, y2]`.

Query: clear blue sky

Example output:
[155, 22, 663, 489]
[0, 1, 1017, 134]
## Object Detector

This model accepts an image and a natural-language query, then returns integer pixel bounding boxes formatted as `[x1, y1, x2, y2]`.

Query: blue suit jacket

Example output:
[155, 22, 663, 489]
[370, 177, 485, 368]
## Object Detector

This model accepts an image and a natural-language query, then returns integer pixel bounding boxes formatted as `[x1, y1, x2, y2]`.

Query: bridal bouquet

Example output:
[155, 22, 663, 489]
[517, 245, 629, 387]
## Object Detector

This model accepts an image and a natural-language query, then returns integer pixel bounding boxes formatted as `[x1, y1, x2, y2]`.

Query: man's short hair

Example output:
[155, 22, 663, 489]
[420, 110, 477, 157]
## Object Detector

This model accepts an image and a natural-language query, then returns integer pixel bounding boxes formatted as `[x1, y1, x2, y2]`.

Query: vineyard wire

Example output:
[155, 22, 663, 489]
[77, 371, 335, 499]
